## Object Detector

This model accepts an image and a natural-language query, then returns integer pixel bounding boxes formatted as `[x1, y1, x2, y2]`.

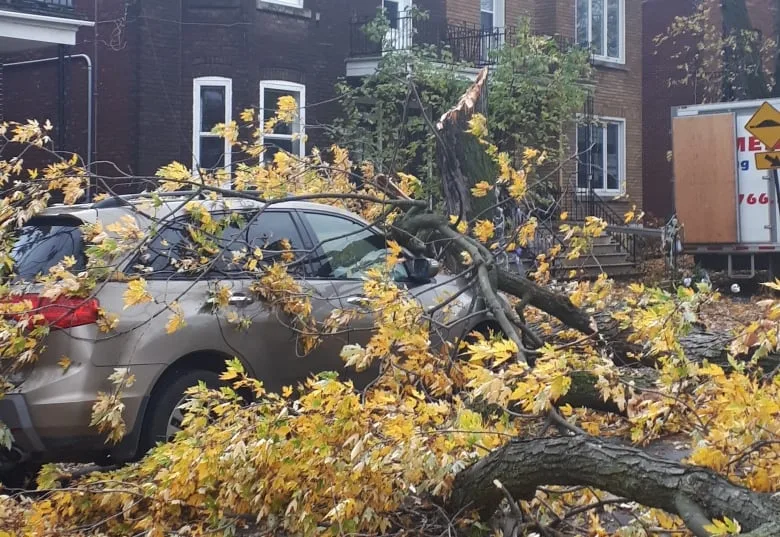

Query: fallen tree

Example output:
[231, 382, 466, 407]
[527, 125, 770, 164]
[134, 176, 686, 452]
[0, 65, 779, 537]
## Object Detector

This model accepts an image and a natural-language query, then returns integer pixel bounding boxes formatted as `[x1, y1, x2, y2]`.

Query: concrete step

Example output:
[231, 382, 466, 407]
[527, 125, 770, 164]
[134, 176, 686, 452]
[556, 262, 639, 280]
[559, 252, 628, 269]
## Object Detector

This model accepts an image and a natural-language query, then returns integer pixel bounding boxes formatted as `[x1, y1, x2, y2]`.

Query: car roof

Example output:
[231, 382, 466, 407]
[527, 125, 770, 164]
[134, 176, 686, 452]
[34, 194, 371, 227]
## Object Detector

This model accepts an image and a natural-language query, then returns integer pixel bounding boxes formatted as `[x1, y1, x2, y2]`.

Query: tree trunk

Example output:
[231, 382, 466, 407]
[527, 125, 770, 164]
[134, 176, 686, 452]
[449, 435, 780, 533]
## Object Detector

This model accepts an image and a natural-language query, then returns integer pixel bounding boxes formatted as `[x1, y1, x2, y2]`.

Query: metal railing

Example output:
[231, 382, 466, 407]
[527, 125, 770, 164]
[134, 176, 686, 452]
[554, 177, 640, 263]
[349, 15, 577, 67]
[0, 0, 74, 13]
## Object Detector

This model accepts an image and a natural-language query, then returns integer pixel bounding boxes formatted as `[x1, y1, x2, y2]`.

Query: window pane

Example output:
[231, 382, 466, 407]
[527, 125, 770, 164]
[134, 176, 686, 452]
[199, 136, 225, 170]
[577, 125, 589, 189]
[200, 86, 225, 132]
[263, 88, 300, 136]
[214, 211, 306, 275]
[263, 138, 300, 163]
[606, 123, 620, 190]
[607, 0, 619, 58]
[591, 0, 604, 56]
[138, 222, 189, 277]
[481, 12, 494, 29]
[12, 220, 86, 280]
[480, 0, 493, 12]
[385, 0, 399, 27]
[576, 0, 588, 45]
[591, 125, 604, 189]
[306, 212, 408, 281]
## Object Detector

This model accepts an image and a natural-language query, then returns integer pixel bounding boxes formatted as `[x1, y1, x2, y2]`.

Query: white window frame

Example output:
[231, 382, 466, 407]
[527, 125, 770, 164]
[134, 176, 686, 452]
[480, 0, 505, 29]
[576, 116, 626, 196]
[262, 0, 304, 8]
[192, 76, 232, 173]
[259, 80, 306, 160]
[575, 0, 625, 64]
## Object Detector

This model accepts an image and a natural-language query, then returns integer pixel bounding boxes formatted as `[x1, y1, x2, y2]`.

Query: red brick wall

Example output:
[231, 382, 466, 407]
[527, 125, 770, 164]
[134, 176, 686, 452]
[447, 0, 479, 25]
[506, 0, 534, 27]
[526, 1, 643, 211]
[1, 0, 137, 182]
[591, 0, 643, 212]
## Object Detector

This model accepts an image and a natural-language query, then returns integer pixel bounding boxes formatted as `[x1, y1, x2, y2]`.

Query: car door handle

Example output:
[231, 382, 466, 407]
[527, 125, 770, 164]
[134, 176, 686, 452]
[206, 293, 254, 307]
[346, 295, 371, 308]
[229, 294, 254, 306]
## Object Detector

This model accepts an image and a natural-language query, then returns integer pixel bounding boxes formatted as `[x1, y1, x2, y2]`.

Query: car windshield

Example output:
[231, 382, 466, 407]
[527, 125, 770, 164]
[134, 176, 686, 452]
[11, 218, 87, 280]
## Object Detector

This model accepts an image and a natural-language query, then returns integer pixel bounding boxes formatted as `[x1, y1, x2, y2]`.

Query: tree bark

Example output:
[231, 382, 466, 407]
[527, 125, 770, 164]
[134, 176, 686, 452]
[449, 435, 780, 533]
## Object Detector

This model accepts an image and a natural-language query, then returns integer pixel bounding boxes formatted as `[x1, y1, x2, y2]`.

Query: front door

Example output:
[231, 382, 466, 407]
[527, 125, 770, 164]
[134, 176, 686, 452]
[383, 0, 414, 51]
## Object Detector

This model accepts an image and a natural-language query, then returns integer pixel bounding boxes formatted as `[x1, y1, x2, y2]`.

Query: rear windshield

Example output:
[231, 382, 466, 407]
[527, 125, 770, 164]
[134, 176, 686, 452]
[11, 218, 87, 279]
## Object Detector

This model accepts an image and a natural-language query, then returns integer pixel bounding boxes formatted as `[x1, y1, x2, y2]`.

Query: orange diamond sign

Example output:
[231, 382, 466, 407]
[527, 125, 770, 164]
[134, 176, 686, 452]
[746, 102, 780, 150]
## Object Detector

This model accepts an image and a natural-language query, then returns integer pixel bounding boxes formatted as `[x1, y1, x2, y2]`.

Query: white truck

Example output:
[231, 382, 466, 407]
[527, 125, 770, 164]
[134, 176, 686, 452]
[672, 98, 780, 279]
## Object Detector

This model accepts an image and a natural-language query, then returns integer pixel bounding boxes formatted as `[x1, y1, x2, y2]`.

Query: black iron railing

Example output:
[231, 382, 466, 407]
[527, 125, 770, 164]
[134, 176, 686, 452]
[349, 15, 578, 67]
[0, 0, 74, 14]
[554, 177, 639, 263]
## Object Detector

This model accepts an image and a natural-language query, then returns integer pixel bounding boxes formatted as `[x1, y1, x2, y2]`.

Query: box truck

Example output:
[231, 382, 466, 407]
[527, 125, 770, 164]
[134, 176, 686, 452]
[672, 98, 780, 279]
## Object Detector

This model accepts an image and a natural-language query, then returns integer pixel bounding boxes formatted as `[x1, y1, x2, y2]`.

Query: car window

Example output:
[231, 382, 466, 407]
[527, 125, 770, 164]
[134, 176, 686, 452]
[11, 218, 87, 280]
[214, 211, 306, 276]
[137, 211, 306, 279]
[304, 212, 408, 281]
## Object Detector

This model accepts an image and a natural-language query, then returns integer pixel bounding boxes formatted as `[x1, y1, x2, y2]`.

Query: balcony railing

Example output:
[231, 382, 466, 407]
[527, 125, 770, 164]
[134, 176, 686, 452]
[0, 0, 74, 15]
[349, 15, 516, 67]
[349, 15, 578, 67]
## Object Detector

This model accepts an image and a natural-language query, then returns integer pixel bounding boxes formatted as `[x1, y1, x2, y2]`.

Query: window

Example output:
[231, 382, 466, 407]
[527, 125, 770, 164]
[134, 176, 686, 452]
[383, 0, 413, 49]
[192, 77, 232, 172]
[260, 80, 305, 163]
[136, 211, 307, 279]
[480, 0, 505, 62]
[577, 118, 625, 194]
[305, 212, 408, 281]
[576, 0, 623, 62]
[12, 218, 86, 280]
[262, 0, 303, 8]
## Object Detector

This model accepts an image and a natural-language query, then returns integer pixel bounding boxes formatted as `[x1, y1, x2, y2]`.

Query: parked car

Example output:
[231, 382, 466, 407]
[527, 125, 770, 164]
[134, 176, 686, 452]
[0, 195, 497, 473]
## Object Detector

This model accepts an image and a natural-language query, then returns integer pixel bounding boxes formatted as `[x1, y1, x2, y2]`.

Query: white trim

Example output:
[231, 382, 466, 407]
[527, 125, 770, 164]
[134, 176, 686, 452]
[480, 0, 505, 28]
[259, 80, 306, 160]
[575, 0, 625, 65]
[192, 76, 233, 173]
[261, 0, 303, 8]
[0, 9, 93, 47]
[576, 116, 626, 196]
[494, 0, 505, 29]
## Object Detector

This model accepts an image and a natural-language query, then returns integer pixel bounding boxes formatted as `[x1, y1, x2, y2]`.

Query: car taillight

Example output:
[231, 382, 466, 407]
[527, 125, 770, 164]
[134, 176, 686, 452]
[2, 294, 100, 329]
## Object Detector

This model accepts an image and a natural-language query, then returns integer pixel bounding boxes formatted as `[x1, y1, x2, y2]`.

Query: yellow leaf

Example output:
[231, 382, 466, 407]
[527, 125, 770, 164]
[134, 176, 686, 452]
[123, 279, 152, 309]
[165, 302, 186, 334]
[466, 114, 487, 139]
[58, 356, 72, 371]
[471, 181, 492, 198]
[473, 220, 495, 243]
[560, 211, 568, 221]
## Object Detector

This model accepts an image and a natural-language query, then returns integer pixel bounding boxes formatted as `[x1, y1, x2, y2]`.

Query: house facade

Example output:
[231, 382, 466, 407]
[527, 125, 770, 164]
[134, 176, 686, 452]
[0, 0, 92, 154]
[2, 0, 642, 215]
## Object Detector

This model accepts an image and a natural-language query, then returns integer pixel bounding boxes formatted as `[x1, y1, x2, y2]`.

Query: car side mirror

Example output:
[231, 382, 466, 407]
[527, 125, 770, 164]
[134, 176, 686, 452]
[408, 257, 440, 282]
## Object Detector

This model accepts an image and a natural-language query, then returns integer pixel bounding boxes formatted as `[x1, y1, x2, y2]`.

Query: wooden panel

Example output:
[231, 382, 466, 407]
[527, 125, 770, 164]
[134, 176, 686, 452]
[673, 114, 738, 244]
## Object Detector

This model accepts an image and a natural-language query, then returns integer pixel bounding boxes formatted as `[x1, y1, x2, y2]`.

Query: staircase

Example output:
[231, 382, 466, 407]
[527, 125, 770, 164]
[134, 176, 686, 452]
[530, 182, 642, 280]
[557, 234, 639, 279]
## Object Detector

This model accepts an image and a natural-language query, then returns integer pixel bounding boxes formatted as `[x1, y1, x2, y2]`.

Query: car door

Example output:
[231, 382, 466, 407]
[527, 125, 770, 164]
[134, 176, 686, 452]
[207, 209, 350, 392]
[298, 210, 480, 362]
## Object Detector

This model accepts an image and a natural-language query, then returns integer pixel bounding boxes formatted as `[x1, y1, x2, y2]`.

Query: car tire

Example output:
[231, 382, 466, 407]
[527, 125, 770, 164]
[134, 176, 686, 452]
[140, 369, 223, 455]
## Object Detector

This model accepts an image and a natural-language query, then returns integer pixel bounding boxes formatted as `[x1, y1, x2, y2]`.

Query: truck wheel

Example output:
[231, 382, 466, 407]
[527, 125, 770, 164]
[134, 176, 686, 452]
[140, 369, 223, 454]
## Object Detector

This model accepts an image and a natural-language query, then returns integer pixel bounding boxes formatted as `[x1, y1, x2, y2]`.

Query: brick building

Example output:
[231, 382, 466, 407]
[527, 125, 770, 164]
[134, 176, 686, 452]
[643, 0, 778, 219]
[2, 0, 642, 214]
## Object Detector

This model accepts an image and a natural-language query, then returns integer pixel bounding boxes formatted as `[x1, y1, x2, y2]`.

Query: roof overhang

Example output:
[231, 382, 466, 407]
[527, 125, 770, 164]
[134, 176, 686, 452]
[0, 9, 93, 53]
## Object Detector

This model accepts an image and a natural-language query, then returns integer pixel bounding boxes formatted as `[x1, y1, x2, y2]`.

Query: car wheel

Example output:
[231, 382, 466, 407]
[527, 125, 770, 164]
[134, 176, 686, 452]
[140, 369, 222, 454]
